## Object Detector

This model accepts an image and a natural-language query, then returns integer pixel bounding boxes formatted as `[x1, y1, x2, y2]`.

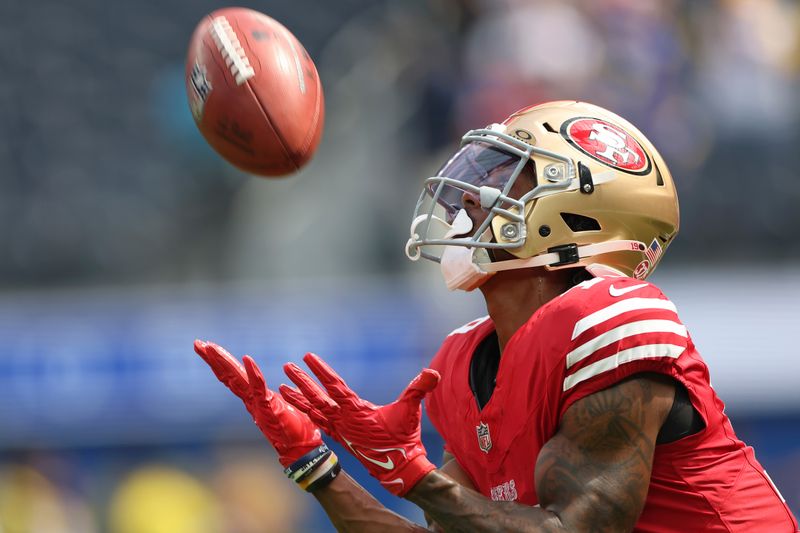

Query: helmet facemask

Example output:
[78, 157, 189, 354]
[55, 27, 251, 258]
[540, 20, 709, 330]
[406, 126, 580, 264]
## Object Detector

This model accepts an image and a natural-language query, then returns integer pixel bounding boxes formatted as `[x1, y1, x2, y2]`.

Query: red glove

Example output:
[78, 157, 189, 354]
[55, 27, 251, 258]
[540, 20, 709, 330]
[280, 353, 440, 496]
[194, 340, 323, 467]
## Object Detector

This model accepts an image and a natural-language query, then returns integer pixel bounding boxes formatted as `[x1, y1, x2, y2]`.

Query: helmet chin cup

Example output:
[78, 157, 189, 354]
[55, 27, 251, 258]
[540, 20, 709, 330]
[422, 209, 494, 291]
[440, 243, 494, 291]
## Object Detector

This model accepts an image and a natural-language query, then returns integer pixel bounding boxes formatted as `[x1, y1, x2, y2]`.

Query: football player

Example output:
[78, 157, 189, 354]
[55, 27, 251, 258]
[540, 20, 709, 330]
[196, 101, 799, 531]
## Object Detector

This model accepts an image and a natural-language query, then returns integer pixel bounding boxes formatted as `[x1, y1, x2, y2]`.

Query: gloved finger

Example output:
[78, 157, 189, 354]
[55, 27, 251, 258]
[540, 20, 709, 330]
[302, 353, 361, 407]
[283, 362, 340, 416]
[278, 383, 313, 412]
[194, 340, 245, 377]
[280, 384, 332, 431]
[397, 368, 441, 403]
[243, 355, 278, 413]
[194, 340, 249, 398]
[243, 355, 273, 402]
[244, 355, 292, 432]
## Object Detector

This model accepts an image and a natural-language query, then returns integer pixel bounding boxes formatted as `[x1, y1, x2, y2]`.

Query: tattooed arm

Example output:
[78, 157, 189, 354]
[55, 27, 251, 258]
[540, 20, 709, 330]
[406, 373, 675, 533]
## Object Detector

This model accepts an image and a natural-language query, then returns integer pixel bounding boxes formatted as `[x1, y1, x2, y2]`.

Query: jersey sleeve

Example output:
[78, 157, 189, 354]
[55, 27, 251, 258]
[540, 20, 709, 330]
[557, 277, 690, 419]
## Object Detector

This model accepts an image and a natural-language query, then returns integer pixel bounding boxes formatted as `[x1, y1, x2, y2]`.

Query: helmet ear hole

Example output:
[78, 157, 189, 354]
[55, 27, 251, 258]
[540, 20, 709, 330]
[560, 213, 601, 232]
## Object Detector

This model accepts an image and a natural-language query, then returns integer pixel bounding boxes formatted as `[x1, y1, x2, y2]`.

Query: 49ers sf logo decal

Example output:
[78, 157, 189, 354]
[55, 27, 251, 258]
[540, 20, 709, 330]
[561, 118, 651, 175]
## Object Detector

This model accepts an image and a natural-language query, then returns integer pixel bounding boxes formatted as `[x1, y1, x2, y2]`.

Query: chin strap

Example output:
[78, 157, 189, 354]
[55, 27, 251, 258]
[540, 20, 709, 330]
[480, 240, 645, 273]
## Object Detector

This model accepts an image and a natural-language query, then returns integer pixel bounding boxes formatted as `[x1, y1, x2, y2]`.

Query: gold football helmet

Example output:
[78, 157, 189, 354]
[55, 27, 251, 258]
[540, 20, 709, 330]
[406, 101, 680, 290]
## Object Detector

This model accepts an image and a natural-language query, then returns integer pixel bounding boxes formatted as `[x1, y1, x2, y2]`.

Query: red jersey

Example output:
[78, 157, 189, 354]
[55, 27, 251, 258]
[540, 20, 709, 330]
[426, 275, 798, 532]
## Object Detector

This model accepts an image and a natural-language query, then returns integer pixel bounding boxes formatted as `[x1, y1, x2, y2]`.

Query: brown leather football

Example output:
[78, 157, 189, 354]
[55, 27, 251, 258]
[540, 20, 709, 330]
[186, 7, 324, 177]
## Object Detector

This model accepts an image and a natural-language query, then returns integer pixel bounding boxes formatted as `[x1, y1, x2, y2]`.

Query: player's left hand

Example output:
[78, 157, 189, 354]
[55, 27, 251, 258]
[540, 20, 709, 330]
[280, 353, 440, 497]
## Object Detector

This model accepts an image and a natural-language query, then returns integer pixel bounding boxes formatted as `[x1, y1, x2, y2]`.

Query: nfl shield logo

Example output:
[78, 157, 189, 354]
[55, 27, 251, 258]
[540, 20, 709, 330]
[476, 422, 492, 453]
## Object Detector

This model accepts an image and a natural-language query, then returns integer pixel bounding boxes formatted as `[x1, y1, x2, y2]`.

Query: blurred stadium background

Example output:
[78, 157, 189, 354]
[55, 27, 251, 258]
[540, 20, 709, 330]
[1, 0, 799, 530]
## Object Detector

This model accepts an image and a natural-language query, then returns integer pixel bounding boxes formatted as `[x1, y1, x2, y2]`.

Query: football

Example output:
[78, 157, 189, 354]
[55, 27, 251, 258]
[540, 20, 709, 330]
[185, 7, 324, 177]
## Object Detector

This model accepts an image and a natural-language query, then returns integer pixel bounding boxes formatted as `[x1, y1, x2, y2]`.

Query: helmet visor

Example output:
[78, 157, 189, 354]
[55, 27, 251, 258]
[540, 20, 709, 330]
[428, 141, 524, 220]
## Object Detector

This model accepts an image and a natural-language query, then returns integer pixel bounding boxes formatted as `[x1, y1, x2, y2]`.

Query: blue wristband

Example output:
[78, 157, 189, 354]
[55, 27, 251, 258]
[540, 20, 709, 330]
[284, 444, 331, 482]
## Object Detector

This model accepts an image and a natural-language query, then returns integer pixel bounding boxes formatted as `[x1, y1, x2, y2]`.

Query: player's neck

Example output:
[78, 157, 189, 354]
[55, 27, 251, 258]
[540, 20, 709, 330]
[480, 268, 572, 352]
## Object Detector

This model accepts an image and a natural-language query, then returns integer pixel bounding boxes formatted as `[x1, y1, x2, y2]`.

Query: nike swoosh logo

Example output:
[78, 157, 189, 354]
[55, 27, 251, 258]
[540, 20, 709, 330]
[609, 283, 648, 297]
[344, 439, 406, 471]
[382, 478, 405, 490]
[356, 450, 395, 470]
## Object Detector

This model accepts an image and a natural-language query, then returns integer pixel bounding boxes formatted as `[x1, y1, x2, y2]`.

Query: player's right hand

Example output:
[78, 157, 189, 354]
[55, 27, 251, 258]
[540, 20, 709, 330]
[280, 353, 439, 496]
[194, 340, 323, 467]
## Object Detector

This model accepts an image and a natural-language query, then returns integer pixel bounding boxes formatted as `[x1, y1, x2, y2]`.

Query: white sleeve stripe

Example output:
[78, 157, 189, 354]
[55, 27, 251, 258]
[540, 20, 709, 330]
[566, 319, 687, 369]
[448, 315, 490, 336]
[571, 298, 678, 340]
[763, 470, 787, 503]
[563, 343, 686, 391]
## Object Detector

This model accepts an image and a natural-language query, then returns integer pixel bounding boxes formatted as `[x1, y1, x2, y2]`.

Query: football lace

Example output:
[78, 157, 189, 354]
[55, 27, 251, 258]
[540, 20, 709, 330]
[210, 16, 255, 86]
